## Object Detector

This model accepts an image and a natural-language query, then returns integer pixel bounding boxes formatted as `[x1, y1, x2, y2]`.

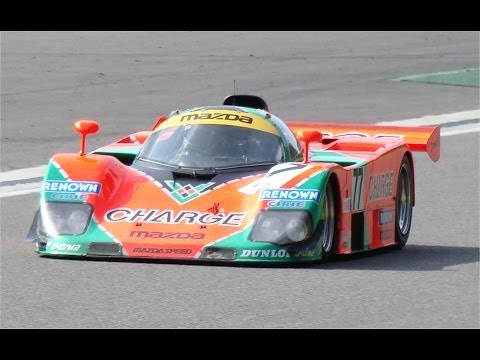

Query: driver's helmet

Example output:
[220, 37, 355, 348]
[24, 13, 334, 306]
[180, 124, 276, 161]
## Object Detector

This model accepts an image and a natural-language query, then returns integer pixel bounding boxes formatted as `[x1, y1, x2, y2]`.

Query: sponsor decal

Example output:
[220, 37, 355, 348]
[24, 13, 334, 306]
[105, 208, 245, 227]
[293, 250, 315, 257]
[239, 249, 315, 259]
[163, 181, 215, 204]
[46, 242, 81, 252]
[129, 231, 205, 239]
[159, 109, 278, 135]
[379, 209, 393, 226]
[49, 193, 86, 201]
[180, 112, 253, 124]
[43, 180, 101, 194]
[267, 200, 306, 208]
[260, 189, 320, 203]
[380, 229, 393, 241]
[368, 171, 393, 201]
[207, 202, 222, 215]
[132, 248, 192, 255]
[240, 249, 288, 258]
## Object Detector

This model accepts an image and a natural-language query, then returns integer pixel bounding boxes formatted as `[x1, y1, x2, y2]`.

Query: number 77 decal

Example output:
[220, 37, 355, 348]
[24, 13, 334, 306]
[351, 166, 367, 211]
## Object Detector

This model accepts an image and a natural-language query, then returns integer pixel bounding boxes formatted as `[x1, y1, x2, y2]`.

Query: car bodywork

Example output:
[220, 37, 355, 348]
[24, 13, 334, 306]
[26, 95, 440, 263]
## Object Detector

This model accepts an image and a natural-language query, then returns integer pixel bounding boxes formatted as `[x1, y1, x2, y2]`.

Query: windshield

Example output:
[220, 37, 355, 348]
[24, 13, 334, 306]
[138, 124, 283, 169]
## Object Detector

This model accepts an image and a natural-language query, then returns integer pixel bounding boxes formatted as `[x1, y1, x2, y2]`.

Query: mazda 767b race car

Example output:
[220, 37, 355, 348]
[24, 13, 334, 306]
[26, 95, 440, 264]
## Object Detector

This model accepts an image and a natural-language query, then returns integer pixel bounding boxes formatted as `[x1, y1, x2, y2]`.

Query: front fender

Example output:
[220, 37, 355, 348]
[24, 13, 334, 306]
[259, 162, 332, 228]
[40, 153, 147, 210]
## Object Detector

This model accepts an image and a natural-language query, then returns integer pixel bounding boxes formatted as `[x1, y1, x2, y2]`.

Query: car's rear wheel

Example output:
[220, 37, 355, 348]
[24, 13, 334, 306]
[395, 156, 413, 249]
[318, 180, 337, 262]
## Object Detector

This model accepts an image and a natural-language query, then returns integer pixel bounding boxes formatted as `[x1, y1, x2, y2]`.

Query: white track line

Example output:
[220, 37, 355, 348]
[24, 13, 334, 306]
[442, 127, 480, 137]
[0, 183, 42, 198]
[0, 165, 46, 182]
[1, 109, 479, 198]
[377, 109, 479, 126]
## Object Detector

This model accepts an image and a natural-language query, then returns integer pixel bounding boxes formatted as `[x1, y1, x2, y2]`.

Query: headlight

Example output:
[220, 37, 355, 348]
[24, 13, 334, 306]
[285, 219, 310, 242]
[39, 202, 93, 236]
[250, 211, 312, 245]
[256, 216, 284, 242]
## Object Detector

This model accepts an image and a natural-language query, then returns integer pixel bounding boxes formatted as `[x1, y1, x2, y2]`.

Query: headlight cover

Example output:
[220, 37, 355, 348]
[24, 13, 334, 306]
[39, 201, 93, 236]
[250, 211, 312, 245]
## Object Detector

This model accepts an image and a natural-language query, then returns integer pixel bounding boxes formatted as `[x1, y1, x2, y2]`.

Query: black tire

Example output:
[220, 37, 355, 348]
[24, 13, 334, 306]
[395, 155, 414, 249]
[318, 180, 337, 262]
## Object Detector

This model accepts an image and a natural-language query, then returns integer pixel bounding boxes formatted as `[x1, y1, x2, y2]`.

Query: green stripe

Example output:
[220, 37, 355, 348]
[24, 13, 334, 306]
[310, 150, 366, 166]
[394, 68, 479, 87]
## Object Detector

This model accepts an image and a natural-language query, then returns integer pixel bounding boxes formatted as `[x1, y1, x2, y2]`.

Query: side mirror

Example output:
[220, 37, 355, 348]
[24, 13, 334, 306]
[296, 130, 322, 163]
[73, 120, 99, 156]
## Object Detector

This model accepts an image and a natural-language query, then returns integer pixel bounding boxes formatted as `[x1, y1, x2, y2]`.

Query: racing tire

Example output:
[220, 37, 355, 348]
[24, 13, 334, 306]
[318, 180, 337, 262]
[395, 155, 413, 249]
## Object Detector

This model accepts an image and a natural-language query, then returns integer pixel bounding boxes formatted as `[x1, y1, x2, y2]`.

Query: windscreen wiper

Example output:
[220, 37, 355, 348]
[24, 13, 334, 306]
[214, 162, 277, 170]
[137, 157, 180, 169]
[173, 167, 217, 177]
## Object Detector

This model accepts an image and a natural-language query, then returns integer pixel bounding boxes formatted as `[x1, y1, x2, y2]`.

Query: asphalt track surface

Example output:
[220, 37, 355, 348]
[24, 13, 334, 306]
[1, 31, 479, 328]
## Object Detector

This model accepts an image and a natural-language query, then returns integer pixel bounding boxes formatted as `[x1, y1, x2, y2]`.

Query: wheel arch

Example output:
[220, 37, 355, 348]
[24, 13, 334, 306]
[326, 171, 341, 255]
[403, 151, 415, 206]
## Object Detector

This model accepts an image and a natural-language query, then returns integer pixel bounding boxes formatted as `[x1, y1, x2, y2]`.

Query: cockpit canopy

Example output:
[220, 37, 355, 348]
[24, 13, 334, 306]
[139, 123, 283, 169]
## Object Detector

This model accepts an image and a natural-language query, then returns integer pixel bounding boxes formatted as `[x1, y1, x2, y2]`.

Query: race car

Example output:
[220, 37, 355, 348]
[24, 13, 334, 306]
[26, 95, 440, 263]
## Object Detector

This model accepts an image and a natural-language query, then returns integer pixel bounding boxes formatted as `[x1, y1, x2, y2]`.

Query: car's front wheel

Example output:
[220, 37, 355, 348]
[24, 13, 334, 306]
[395, 155, 414, 249]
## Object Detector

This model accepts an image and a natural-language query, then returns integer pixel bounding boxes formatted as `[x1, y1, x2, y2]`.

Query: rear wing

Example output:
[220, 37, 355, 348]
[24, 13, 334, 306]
[287, 122, 440, 162]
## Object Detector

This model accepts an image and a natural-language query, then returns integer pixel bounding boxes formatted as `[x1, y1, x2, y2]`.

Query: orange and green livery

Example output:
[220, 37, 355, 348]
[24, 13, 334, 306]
[26, 95, 440, 264]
